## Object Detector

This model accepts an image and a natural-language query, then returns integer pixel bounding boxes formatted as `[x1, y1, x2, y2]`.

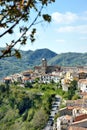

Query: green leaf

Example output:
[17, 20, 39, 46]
[8, 29, 13, 34]
[20, 36, 27, 45]
[14, 50, 21, 58]
[32, 28, 36, 35]
[42, 14, 51, 22]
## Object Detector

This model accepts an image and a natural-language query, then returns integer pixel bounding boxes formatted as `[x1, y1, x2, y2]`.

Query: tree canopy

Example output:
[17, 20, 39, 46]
[0, 0, 55, 59]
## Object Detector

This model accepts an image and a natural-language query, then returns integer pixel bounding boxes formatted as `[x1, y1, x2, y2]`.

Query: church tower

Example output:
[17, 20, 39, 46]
[42, 58, 47, 67]
[42, 58, 47, 74]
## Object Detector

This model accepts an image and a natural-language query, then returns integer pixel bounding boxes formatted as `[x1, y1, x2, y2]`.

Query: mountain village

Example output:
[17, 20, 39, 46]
[3, 58, 87, 130]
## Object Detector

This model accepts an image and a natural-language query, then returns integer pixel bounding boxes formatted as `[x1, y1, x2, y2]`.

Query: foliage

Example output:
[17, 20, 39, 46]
[0, 0, 55, 59]
[62, 91, 69, 99]
[24, 82, 32, 88]
[54, 113, 60, 121]
[48, 52, 87, 66]
[22, 110, 28, 121]
[34, 77, 39, 83]
[0, 82, 55, 130]
[72, 94, 80, 100]
[68, 80, 77, 100]
[60, 103, 66, 109]
[27, 108, 34, 121]
[30, 109, 48, 130]
[56, 88, 65, 96]
[9, 96, 16, 108]
[0, 80, 80, 130]
[0, 83, 6, 93]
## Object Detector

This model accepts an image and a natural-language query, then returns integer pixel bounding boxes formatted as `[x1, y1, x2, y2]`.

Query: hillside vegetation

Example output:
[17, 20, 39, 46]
[0, 82, 58, 130]
[0, 83, 48, 130]
[48, 52, 87, 66]
[0, 79, 78, 130]
[0, 48, 87, 80]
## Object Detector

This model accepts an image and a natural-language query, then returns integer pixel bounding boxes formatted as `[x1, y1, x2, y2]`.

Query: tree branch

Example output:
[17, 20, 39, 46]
[0, 5, 44, 59]
[0, 17, 22, 38]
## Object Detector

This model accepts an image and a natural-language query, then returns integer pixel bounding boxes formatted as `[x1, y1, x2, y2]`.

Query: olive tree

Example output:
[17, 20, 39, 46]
[0, 0, 55, 59]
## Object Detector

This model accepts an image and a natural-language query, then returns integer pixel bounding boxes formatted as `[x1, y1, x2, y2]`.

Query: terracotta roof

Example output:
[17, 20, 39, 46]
[66, 99, 87, 109]
[22, 77, 30, 81]
[67, 106, 74, 110]
[34, 66, 42, 69]
[78, 70, 87, 73]
[23, 70, 33, 74]
[71, 118, 87, 128]
[65, 115, 72, 120]
[68, 126, 87, 130]
[80, 92, 87, 96]
[78, 79, 87, 84]
[74, 114, 87, 122]
[4, 77, 11, 80]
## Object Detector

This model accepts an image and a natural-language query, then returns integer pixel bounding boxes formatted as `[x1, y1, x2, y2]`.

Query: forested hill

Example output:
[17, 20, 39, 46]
[48, 52, 87, 66]
[0, 48, 87, 80]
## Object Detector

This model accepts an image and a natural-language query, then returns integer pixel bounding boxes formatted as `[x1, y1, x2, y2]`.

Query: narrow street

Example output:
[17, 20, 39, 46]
[43, 95, 61, 130]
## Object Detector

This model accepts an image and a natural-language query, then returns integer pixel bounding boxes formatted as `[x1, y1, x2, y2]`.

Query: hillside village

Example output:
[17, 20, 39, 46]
[3, 58, 87, 130]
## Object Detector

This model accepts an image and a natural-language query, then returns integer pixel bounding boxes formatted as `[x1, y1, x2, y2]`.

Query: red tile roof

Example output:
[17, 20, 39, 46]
[68, 126, 87, 130]
[74, 114, 87, 122]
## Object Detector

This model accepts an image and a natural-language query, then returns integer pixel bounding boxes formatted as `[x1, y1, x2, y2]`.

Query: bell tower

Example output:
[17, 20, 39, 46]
[42, 58, 47, 74]
[42, 58, 47, 67]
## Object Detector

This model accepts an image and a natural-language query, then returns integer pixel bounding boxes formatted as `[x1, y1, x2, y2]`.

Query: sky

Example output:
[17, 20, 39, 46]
[0, 0, 87, 54]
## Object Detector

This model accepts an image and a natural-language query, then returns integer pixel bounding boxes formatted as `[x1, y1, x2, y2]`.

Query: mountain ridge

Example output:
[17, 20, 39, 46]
[0, 48, 87, 79]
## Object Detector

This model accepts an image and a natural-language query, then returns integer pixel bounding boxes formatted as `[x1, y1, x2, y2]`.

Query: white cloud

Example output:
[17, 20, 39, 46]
[52, 12, 78, 24]
[58, 26, 74, 32]
[57, 25, 87, 34]
[56, 39, 65, 43]
[81, 11, 87, 21]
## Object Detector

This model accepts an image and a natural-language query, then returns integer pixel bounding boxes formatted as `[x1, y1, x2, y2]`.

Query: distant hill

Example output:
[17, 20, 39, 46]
[48, 52, 87, 66]
[0, 48, 57, 80]
[22, 48, 57, 66]
[0, 48, 87, 80]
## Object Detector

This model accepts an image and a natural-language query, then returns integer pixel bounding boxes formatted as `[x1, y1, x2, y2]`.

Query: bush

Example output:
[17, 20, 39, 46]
[9, 96, 16, 108]
[22, 110, 28, 121]
[72, 94, 79, 100]
[31, 109, 48, 130]
[24, 82, 32, 88]
[17, 96, 32, 114]
[27, 108, 34, 121]
[0, 84, 6, 93]
[62, 92, 68, 99]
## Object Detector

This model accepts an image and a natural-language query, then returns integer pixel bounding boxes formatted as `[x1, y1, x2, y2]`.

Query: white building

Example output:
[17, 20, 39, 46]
[54, 115, 73, 130]
[78, 79, 87, 92]
[40, 74, 60, 83]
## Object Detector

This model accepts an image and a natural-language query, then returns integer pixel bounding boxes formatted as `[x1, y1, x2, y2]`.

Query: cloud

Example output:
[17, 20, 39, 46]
[81, 11, 87, 21]
[57, 25, 87, 34]
[56, 39, 65, 43]
[52, 12, 78, 24]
